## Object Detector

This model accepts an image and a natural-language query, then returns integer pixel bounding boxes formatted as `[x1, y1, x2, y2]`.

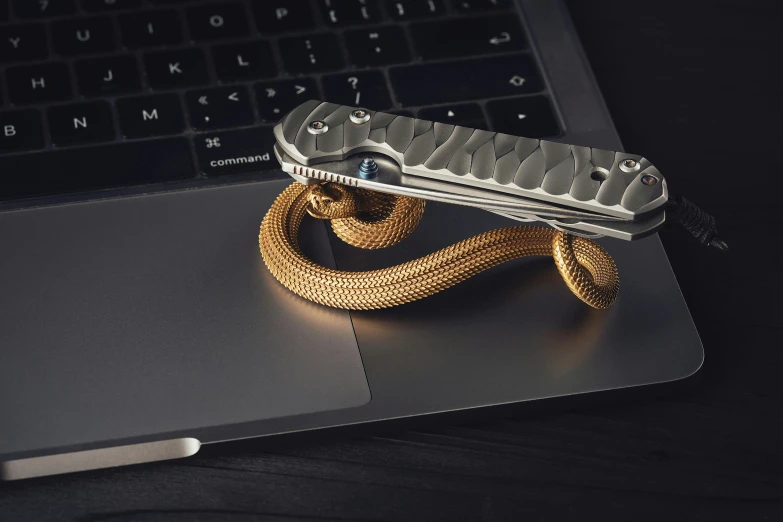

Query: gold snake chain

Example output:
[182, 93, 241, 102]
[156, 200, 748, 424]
[259, 182, 620, 310]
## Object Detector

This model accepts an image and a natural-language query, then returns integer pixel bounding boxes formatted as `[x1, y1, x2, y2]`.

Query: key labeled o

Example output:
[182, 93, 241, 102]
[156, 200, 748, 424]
[210, 15, 224, 28]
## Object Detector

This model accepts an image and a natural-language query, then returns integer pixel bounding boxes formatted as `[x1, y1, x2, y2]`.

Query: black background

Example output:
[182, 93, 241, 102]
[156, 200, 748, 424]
[2, 1, 782, 520]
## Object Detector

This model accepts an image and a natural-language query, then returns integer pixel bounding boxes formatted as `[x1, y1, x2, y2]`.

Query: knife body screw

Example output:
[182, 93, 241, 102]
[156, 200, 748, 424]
[350, 109, 371, 124]
[307, 120, 328, 134]
[619, 158, 641, 173]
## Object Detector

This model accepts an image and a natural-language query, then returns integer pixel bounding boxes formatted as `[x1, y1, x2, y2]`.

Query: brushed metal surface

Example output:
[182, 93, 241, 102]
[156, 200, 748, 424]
[0, 180, 370, 459]
[0, 0, 703, 478]
[1, 438, 201, 480]
[180, 200, 704, 448]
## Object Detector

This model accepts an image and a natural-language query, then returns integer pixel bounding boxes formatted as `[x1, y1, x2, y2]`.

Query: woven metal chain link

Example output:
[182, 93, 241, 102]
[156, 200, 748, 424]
[259, 182, 620, 310]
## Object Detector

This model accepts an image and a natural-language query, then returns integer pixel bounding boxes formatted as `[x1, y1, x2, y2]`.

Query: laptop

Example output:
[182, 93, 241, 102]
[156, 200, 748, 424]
[0, 0, 703, 480]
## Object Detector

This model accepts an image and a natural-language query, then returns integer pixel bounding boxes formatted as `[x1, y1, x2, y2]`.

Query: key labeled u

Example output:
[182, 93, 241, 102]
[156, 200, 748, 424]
[76, 29, 91, 42]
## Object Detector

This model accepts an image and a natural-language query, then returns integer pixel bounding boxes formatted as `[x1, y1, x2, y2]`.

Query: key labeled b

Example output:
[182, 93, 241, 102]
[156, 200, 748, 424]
[0, 109, 45, 154]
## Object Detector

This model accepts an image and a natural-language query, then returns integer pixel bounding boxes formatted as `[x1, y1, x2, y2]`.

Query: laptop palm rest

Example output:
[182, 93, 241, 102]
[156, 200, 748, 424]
[0, 180, 370, 462]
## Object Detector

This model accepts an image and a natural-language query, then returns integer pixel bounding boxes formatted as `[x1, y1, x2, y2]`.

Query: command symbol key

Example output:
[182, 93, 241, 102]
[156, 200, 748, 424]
[195, 126, 277, 177]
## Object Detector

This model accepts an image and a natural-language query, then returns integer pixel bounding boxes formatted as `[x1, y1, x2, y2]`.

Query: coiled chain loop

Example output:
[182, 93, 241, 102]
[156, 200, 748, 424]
[259, 182, 619, 310]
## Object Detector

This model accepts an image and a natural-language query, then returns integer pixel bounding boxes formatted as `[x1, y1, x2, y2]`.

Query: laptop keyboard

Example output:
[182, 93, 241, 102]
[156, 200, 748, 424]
[0, 0, 561, 203]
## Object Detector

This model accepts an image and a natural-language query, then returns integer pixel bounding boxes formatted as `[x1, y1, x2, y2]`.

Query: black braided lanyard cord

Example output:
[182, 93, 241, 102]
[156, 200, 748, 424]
[667, 195, 728, 251]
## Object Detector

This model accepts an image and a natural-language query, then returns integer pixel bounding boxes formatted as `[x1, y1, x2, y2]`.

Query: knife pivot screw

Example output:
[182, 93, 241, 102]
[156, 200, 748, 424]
[641, 174, 659, 186]
[358, 157, 378, 179]
[619, 158, 641, 173]
[307, 120, 328, 135]
[350, 109, 371, 124]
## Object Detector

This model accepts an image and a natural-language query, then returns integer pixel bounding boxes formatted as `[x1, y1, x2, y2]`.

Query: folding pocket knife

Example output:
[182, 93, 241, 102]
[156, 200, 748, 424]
[273, 100, 669, 241]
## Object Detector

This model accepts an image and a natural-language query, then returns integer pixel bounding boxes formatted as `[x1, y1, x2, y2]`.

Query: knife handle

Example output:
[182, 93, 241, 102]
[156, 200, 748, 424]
[274, 101, 667, 220]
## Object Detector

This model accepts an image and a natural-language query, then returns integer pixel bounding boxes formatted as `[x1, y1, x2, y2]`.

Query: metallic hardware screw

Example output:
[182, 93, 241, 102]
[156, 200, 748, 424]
[641, 174, 659, 186]
[307, 120, 328, 135]
[350, 109, 371, 124]
[357, 157, 378, 179]
[619, 158, 641, 173]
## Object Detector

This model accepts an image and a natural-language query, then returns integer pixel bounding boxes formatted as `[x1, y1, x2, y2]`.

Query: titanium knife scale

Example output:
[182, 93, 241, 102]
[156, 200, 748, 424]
[273, 100, 675, 242]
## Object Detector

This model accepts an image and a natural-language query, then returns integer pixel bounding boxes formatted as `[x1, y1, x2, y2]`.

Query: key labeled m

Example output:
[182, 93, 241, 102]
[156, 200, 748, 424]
[142, 109, 158, 121]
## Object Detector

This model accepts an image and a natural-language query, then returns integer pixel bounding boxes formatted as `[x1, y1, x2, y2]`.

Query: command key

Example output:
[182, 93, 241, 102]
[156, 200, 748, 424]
[195, 126, 277, 176]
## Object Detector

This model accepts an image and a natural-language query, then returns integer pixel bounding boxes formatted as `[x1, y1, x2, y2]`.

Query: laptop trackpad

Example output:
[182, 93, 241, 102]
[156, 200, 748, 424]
[0, 180, 370, 457]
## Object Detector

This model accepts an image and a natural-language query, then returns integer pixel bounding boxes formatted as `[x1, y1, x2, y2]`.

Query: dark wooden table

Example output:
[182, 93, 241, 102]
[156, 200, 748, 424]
[3, 1, 782, 520]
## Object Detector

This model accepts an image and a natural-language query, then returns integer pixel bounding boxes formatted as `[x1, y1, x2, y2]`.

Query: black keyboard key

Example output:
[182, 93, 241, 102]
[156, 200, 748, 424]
[279, 34, 344, 74]
[321, 71, 392, 110]
[0, 109, 44, 154]
[195, 126, 276, 176]
[51, 16, 116, 56]
[144, 49, 209, 89]
[252, 1, 314, 33]
[6, 63, 72, 104]
[320, 0, 380, 26]
[211, 41, 276, 81]
[13, 0, 75, 18]
[390, 54, 543, 106]
[117, 94, 184, 138]
[486, 96, 560, 138]
[345, 27, 410, 67]
[387, 0, 444, 20]
[418, 103, 486, 129]
[454, 0, 512, 13]
[388, 109, 415, 118]
[185, 86, 254, 131]
[120, 9, 182, 48]
[47, 101, 115, 146]
[255, 78, 319, 122]
[0, 23, 48, 63]
[75, 55, 141, 97]
[186, 2, 248, 42]
[81, 0, 143, 11]
[0, 138, 194, 201]
[411, 15, 525, 60]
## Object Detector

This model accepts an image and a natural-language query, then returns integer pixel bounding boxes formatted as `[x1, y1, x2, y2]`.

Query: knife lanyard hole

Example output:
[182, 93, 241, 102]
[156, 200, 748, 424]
[590, 168, 609, 183]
